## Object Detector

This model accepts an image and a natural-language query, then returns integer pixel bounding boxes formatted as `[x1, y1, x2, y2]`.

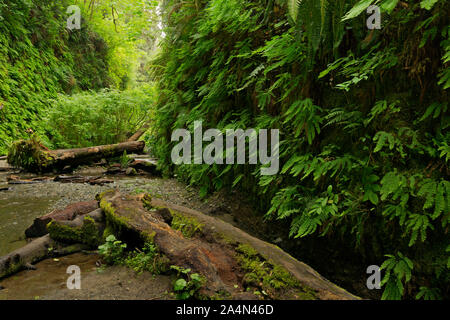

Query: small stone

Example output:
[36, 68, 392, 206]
[126, 167, 137, 176]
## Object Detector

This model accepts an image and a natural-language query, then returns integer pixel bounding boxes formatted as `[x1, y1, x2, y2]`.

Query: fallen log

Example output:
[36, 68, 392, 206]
[25, 200, 99, 238]
[98, 190, 359, 300]
[0, 235, 55, 279]
[0, 235, 88, 279]
[150, 197, 359, 300]
[7, 139, 145, 173]
[47, 209, 105, 248]
[127, 122, 150, 142]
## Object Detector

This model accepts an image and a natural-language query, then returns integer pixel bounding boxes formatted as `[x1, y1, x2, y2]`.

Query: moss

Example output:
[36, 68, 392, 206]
[215, 232, 238, 246]
[170, 210, 204, 238]
[47, 216, 101, 248]
[141, 194, 153, 210]
[81, 216, 101, 247]
[235, 243, 317, 300]
[100, 196, 152, 247]
[95, 189, 116, 201]
[102, 225, 114, 241]
[0, 260, 23, 280]
[100, 197, 131, 238]
[7, 137, 55, 172]
[47, 221, 82, 244]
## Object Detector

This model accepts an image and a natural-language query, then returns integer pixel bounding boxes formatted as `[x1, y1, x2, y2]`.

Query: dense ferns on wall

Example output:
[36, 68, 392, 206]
[0, 0, 110, 154]
[150, 0, 449, 299]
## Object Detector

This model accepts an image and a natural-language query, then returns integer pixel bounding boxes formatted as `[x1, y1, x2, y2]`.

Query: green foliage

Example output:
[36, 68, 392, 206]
[120, 151, 132, 169]
[171, 212, 204, 238]
[7, 135, 54, 171]
[45, 87, 155, 148]
[380, 252, 413, 300]
[98, 235, 128, 265]
[151, 0, 450, 300]
[170, 265, 206, 300]
[98, 235, 169, 274]
[76, 0, 159, 89]
[0, 0, 111, 154]
[124, 242, 169, 274]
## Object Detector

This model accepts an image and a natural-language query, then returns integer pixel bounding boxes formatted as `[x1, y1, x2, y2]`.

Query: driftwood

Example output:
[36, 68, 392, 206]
[54, 175, 113, 185]
[25, 200, 99, 238]
[150, 197, 359, 300]
[55, 208, 104, 229]
[7, 140, 145, 173]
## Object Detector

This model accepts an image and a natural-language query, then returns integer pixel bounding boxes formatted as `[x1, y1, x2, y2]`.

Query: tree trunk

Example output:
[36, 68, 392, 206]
[99, 191, 359, 300]
[50, 141, 145, 169]
[127, 122, 150, 142]
[7, 140, 145, 173]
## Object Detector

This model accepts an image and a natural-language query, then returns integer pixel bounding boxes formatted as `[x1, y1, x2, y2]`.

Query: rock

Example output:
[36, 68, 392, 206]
[62, 165, 73, 173]
[129, 159, 158, 174]
[126, 167, 137, 176]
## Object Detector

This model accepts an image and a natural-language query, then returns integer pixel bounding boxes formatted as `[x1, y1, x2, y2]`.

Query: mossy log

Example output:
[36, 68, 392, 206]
[25, 200, 99, 238]
[47, 214, 105, 248]
[99, 190, 359, 300]
[7, 139, 145, 172]
[149, 198, 360, 300]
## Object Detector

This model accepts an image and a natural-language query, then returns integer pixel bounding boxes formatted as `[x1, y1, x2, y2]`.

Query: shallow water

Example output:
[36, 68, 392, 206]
[0, 194, 57, 255]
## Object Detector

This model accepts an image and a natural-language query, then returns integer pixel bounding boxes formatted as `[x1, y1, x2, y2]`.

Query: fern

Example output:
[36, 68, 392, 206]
[416, 286, 442, 300]
[380, 252, 413, 300]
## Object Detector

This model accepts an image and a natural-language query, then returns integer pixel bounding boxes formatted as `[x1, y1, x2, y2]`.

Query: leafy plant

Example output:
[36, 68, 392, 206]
[98, 235, 127, 265]
[170, 266, 205, 300]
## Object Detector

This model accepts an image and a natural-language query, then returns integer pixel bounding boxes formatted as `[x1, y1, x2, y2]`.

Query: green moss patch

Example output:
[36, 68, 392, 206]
[47, 216, 101, 248]
[235, 244, 317, 300]
[7, 138, 55, 172]
[170, 210, 204, 238]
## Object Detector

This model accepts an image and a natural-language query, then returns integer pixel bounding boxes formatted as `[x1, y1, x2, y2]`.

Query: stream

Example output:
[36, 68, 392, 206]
[0, 164, 372, 300]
